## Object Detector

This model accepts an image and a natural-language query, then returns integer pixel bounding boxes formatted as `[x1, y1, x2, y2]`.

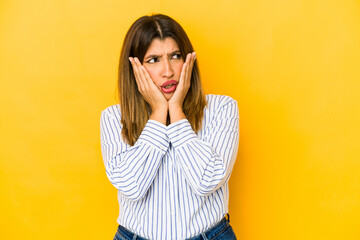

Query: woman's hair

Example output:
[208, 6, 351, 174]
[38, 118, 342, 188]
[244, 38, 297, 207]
[118, 14, 207, 145]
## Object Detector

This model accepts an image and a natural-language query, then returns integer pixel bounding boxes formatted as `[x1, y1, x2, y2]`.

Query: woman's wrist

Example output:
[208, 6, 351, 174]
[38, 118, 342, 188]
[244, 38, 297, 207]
[169, 103, 186, 124]
[150, 106, 168, 125]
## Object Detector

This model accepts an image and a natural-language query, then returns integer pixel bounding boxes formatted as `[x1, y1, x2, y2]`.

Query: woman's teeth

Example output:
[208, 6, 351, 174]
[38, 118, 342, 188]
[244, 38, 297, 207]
[164, 84, 174, 89]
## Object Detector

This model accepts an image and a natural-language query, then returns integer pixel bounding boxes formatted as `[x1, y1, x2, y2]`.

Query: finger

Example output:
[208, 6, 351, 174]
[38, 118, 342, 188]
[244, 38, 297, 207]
[131, 57, 147, 93]
[135, 58, 152, 93]
[181, 53, 191, 84]
[138, 64, 151, 91]
[134, 58, 152, 91]
[186, 52, 196, 86]
[179, 61, 187, 86]
[185, 52, 192, 64]
[190, 52, 196, 69]
[184, 53, 192, 84]
[129, 57, 142, 86]
[140, 65, 155, 87]
[188, 52, 196, 73]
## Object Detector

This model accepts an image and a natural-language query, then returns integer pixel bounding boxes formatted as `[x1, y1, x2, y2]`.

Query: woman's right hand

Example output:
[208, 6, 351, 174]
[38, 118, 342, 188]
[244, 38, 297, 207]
[129, 57, 168, 124]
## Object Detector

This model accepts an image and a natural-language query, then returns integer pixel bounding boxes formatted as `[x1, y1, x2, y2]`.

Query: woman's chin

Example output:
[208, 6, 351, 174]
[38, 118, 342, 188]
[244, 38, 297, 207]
[163, 92, 174, 100]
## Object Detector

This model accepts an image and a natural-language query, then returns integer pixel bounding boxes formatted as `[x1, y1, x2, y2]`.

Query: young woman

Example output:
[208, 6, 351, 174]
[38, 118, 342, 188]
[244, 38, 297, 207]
[100, 14, 239, 240]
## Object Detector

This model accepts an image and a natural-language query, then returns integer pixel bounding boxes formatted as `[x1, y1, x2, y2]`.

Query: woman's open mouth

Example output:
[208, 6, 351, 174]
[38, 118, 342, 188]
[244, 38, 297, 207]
[161, 80, 178, 93]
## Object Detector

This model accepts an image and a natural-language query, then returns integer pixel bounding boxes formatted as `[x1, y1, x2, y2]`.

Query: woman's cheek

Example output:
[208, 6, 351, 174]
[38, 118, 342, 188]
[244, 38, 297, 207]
[176, 63, 184, 78]
[144, 66, 157, 83]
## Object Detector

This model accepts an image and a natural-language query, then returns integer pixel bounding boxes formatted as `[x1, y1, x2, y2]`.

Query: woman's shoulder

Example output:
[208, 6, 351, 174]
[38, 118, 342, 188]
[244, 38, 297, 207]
[100, 103, 121, 121]
[205, 94, 238, 110]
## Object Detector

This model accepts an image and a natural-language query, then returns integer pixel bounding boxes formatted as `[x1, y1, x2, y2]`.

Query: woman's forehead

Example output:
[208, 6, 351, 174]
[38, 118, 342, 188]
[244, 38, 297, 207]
[145, 37, 180, 55]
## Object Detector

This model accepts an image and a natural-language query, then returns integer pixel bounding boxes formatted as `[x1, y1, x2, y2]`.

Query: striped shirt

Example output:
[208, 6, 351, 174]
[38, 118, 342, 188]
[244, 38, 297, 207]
[100, 94, 239, 240]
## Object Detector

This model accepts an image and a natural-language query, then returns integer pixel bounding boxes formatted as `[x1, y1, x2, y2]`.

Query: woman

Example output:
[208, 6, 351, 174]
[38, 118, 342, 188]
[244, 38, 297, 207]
[100, 14, 239, 240]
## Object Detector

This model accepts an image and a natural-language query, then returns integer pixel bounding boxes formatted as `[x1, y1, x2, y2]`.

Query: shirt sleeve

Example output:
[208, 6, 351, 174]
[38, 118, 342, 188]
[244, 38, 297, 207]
[167, 98, 239, 196]
[100, 108, 169, 201]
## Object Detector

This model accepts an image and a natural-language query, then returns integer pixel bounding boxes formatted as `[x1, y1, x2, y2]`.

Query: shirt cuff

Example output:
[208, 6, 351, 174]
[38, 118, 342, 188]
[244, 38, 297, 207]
[136, 119, 169, 152]
[167, 119, 198, 148]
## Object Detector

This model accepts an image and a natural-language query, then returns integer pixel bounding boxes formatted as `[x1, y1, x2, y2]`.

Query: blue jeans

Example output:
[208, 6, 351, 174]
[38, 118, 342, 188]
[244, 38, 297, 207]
[113, 213, 237, 240]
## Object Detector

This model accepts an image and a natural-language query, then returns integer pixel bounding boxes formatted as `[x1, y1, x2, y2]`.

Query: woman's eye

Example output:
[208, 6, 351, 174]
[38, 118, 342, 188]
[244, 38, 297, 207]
[172, 54, 182, 59]
[147, 58, 159, 63]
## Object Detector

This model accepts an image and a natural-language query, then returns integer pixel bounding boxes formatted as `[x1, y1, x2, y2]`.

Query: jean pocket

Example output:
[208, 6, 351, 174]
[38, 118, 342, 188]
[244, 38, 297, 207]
[212, 225, 237, 240]
[113, 231, 126, 240]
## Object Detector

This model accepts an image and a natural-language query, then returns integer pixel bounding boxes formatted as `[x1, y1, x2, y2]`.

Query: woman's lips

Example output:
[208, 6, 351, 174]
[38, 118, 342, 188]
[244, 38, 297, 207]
[161, 80, 178, 93]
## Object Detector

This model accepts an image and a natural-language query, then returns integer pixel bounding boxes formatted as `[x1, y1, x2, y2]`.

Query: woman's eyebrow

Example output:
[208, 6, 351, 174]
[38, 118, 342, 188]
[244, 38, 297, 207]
[144, 50, 181, 61]
[168, 50, 181, 56]
[144, 54, 160, 61]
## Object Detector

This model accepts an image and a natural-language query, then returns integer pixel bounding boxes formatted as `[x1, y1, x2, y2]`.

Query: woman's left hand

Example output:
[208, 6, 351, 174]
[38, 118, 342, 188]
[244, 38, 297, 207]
[168, 52, 197, 109]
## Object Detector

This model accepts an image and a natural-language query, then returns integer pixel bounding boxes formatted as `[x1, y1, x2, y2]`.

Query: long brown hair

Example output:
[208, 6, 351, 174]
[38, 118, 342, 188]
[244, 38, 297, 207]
[118, 14, 207, 145]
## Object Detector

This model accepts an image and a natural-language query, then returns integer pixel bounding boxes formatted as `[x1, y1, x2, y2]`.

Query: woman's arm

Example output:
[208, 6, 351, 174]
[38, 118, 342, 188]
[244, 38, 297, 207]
[99, 56, 170, 201]
[167, 96, 239, 196]
[100, 108, 169, 201]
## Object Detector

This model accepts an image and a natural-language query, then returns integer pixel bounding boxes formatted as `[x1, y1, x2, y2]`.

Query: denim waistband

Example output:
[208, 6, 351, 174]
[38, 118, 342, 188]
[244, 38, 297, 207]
[116, 224, 149, 240]
[186, 213, 230, 240]
[116, 213, 230, 240]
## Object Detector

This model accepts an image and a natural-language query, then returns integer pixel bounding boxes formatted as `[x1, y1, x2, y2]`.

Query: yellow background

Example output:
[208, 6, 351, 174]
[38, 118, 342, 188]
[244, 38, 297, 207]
[1, 0, 359, 239]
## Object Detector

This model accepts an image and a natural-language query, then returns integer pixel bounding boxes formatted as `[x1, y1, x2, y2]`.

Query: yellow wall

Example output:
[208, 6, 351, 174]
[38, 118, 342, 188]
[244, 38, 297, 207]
[1, 0, 359, 239]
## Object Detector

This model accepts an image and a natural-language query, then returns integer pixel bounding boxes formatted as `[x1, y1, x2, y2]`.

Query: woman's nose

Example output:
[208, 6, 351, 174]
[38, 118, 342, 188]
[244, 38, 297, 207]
[162, 59, 174, 78]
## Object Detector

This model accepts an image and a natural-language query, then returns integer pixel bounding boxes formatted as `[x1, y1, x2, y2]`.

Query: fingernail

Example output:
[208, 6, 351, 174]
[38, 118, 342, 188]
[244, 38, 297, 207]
[128, 57, 132, 62]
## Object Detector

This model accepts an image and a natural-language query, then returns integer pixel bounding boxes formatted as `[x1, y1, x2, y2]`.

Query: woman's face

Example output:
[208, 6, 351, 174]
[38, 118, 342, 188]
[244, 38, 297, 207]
[142, 37, 184, 100]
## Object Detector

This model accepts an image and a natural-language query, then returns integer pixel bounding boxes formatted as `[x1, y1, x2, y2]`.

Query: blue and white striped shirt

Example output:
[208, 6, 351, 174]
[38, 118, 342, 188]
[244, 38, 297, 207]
[100, 94, 239, 240]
